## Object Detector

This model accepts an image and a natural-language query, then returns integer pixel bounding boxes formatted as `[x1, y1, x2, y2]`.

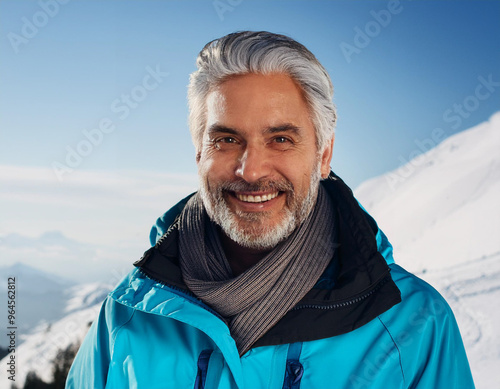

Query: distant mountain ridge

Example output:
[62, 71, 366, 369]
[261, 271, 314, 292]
[0, 263, 74, 349]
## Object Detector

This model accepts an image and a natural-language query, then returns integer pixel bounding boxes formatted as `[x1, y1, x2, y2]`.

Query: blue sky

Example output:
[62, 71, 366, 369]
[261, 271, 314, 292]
[1, 1, 500, 280]
[1, 0, 499, 187]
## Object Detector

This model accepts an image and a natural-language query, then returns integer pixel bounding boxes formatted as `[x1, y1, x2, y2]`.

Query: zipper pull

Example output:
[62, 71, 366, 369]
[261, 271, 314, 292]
[283, 342, 304, 389]
[284, 360, 304, 389]
[194, 349, 213, 389]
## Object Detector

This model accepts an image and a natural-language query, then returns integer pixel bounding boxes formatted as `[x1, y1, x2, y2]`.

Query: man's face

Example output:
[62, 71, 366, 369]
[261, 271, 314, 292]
[197, 73, 333, 249]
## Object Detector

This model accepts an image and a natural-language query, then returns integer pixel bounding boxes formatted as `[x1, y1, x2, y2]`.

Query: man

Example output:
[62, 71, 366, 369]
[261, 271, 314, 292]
[67, 31, 475, 388]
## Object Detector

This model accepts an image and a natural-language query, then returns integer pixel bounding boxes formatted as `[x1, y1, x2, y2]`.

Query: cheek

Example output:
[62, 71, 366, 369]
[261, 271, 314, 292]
[282, 153, 318, 182]
[200, 148, 239, 177]
[295, 160, 321, 195]
[197, 150, 215, 174]
[198, 154, 231, 190]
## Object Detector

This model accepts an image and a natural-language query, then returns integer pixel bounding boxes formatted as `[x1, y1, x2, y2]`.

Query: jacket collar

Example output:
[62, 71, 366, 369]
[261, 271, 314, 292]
[133, 172, 401, 347]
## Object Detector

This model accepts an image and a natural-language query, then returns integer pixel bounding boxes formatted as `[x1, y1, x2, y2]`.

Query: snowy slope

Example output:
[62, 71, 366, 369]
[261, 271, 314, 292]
[356, 111, 500, 271]
[421, 253, 500, 389]
[0, 280, 111, 387]
[355, 112, 500, 388]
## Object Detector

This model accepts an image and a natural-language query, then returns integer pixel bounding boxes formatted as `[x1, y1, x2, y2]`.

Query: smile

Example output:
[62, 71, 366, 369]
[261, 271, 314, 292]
[235, 191, 279, 203]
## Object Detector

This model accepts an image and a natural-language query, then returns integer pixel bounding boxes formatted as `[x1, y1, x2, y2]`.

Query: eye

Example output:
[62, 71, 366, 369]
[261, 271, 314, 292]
[213, 136, 239, 150]
[274, 136, 290, 144]
[270, 136, 294, 150]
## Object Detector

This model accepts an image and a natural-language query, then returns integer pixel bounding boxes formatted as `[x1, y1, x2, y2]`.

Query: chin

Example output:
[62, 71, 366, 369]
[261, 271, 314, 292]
[223, 213, 298, 250]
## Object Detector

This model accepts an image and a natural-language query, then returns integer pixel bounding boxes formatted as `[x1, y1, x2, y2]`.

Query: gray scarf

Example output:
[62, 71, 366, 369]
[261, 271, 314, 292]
[178, 185, 336, 355]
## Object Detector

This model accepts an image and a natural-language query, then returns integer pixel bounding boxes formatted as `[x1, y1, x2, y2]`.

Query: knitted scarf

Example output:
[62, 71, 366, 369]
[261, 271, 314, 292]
[178, 185, 336, 355]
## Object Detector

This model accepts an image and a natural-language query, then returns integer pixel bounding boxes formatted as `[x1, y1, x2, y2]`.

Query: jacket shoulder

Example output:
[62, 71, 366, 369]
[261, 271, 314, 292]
[389, 264, 445, 300]
[66, 293, 135, 389]
[380, 264, 475, 389]
[66, 270, 140, 389]
[385, 263, 458, 339]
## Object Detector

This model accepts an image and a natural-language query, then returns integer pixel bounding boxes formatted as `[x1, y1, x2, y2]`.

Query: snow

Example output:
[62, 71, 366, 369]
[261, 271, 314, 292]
[355, 112, 500, 271]
[3, 302, 103, 386]
[64, 283, 112, 314]
[0, 274, 110, 388]
[1, 112, 499, 388]
[418, 252, 500, 388]
[355, 112, 500, 388]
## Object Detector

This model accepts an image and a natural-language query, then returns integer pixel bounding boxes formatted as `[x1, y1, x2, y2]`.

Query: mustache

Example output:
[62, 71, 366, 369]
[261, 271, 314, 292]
[218, 179, 294, 193]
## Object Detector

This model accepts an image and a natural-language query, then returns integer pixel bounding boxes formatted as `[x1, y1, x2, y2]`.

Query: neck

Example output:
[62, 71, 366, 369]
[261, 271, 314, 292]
[219, 230, 272, 277]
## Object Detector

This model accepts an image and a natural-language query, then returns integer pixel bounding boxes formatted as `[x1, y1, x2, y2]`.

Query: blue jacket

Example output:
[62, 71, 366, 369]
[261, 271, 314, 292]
[67, 174, 475, 389]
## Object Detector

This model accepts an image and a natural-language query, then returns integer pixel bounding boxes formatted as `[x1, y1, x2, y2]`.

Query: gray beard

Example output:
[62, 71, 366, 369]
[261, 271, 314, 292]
[199, 164, 322, 250]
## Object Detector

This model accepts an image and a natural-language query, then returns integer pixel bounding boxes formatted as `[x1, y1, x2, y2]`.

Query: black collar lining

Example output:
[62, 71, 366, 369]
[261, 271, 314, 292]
[133, 172, 402, 348]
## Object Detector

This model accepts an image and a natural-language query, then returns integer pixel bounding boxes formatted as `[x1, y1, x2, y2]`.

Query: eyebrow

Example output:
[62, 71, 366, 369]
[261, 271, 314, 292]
[264, 123, 302, 135]
[207, 123, 302, 136]
[207, 124, 239, 135]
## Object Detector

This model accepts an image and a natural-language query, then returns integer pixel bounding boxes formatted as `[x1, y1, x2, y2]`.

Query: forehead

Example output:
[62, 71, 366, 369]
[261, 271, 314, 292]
[205, 73, 313, 133]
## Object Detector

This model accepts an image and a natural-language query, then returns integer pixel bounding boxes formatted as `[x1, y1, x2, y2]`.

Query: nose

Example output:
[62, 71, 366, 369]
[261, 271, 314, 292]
[235, 144, 271, 183]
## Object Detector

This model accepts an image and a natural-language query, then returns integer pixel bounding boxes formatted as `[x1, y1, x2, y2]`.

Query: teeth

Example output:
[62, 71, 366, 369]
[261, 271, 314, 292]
[236, 192, 279, 203]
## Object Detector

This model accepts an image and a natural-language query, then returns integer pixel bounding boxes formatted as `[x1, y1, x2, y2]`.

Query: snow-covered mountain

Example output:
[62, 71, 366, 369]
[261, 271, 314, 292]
[0, 263, 73, 348]
[355, 111, 500, 388]
[355, 111, 500, 271]
[1, 112, 498, 388]
[0, 264, 112, 387]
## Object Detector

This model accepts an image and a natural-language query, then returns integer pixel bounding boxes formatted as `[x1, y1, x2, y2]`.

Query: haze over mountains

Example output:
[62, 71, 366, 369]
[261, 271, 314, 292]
[1, 112, 499, 387]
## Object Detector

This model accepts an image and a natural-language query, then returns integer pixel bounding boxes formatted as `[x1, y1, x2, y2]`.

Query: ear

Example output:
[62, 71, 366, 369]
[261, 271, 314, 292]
[320, 135, 334, 179]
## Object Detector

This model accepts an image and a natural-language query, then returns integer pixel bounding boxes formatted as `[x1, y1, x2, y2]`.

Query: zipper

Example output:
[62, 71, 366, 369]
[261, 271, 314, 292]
[194, 349, 213, 389]
[134, 216, 180, 267]
[154, 214, 181, 248]
[292, 274, 390, 311]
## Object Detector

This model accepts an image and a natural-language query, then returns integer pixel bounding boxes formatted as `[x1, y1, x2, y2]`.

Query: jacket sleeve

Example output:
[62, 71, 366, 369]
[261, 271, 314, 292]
[383, 267, 475, 389]
[65, 297, 133, 389]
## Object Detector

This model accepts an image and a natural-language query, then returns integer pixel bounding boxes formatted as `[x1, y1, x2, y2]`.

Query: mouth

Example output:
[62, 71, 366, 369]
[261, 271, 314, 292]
[234, 191, 280, 203]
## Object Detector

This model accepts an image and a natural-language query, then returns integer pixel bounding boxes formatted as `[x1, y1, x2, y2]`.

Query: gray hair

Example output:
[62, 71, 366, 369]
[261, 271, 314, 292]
[188, 31, 337, 153]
